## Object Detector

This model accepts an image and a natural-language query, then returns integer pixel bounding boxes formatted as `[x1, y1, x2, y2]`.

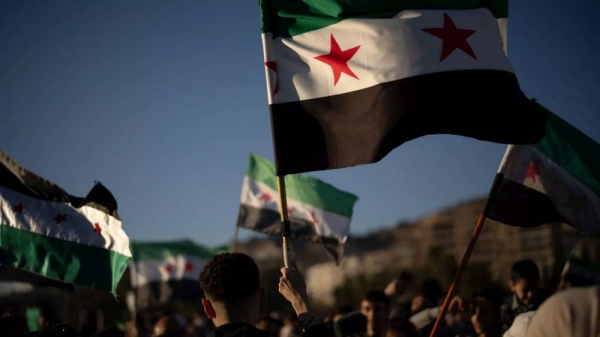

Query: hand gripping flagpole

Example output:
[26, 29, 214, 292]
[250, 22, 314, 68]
[277, 175, 293, 268]
[428, 173, 503, 337]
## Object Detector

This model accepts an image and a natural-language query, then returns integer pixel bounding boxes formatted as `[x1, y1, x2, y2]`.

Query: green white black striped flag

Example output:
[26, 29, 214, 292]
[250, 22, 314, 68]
[486, 102, 600, 233]
[130, 240, 228, 308]
[237, 154, 358, 263]
[260, 0, 547, 175]
[0, 150, 131, 293]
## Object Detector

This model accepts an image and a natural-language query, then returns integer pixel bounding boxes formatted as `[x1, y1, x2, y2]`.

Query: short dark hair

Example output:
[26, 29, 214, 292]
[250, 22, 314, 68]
[199, 253, 260, 303]
[511, 259, 540, 283]
[420, 279, 444, 303]
[362, 290, 390, 307]
[471, 287, 504, 311]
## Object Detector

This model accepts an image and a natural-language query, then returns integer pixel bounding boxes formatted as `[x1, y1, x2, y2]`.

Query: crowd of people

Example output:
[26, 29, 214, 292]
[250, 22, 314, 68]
[1, 242, 599, 337]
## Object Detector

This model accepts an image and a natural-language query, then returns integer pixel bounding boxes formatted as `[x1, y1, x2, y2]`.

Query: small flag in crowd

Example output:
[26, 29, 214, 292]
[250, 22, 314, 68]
[130, 240, 228, 308]
[259, 0, 547, 175]
[0, 150, 131, 293]
[237, 154, 358, 263]
[486, 102, 600, 233]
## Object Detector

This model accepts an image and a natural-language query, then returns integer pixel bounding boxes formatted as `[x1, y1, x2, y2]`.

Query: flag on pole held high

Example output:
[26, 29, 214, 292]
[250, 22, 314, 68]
[130, 240, 228, 308]
[0, 150, 131, 293]
[486, 102, 600, 233]
[237, 154, 358, 263]
[260, 0, 547, 175]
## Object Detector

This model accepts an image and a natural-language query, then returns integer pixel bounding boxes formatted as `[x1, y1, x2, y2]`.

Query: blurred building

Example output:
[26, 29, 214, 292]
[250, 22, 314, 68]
[306, 197, 584, 306]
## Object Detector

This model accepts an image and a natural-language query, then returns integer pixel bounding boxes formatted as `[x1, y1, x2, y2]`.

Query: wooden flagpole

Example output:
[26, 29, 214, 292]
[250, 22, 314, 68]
[428, 174, 502, 337]
[276, 175, 293, 268]
[428, 215, 486, 337]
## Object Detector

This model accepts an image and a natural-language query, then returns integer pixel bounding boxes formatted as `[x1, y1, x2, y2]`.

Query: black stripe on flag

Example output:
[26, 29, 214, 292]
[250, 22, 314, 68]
[269, 70, 548, 175]
[0, 150, 120, 220]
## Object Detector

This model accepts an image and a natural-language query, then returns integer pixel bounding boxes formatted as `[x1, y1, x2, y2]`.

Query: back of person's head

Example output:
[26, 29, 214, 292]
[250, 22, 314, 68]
[362, 290, 389, 308]
[510, 259, 540, 283]
[472, 287, 504, 312]
[200, 252, 260, 304]
[560, 238, 600, 289]
[199, 253, 263, 325]
[419, 279, 443, 305]
[333, 312, 367, 337]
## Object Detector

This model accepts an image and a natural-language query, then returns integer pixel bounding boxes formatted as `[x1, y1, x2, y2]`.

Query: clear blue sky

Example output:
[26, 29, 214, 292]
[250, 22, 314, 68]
[1, 0, 599, 248]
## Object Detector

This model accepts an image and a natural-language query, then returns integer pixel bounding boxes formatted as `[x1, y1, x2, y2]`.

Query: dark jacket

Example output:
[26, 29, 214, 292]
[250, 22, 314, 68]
[210, 322, 329, 337]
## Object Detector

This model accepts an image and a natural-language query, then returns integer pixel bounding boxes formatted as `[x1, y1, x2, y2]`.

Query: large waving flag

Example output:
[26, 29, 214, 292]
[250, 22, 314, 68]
[260, 0, 547, 175]
[237, 154, 358, 263]
[486, 102, 600, 233]
[0, 150, 131, 293]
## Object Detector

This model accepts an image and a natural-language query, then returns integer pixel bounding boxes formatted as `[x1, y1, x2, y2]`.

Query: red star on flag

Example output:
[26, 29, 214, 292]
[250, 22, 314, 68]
[13, 203, 24, 213]
[53, 213, 67, 225]
[258, 192, 272, 203]
[315, 34, 361, 85]
[287, 207, 294, 216]
[526, 162, 538, 183]
[94, 223, 102, 235]
[264, 61, 279, 95]
[422, 13, 477, 61]
[164, 264, 174, 274]
[185, 262, 194, 271]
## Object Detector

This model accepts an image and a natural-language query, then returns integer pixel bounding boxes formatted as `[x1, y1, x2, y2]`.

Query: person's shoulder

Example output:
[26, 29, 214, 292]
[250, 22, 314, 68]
[543, 285, 599, 306]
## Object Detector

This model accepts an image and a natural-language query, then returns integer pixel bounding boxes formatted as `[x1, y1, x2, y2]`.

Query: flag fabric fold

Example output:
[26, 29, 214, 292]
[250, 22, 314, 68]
[486, 102, 600, 233]
[0, 150, 131, 293]
[259, 0, 547, 175]
[130, 240, 228, 308]
[237, 154, 358, 263]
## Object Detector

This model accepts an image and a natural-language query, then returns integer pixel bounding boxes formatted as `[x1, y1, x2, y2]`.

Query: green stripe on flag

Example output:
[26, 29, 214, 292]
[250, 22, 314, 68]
[260, 0, 508, 38]
[246, 154, 358, 217]
[0, 225, 130, 293]
[131, 240, 229, 261]
[533, 104, 600, 198]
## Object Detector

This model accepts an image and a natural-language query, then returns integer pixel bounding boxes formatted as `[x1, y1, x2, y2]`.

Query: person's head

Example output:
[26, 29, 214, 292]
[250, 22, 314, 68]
[333, 305, 355, 322]
[470, 288, 504, 331]
[509, 259, 540, 306]
[360, 290, 390, 335]
[419, 279, 443, 305]
[559, 239, 600, 290]
[395, 273, 413, 295]
[199, 253, 264, 326]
